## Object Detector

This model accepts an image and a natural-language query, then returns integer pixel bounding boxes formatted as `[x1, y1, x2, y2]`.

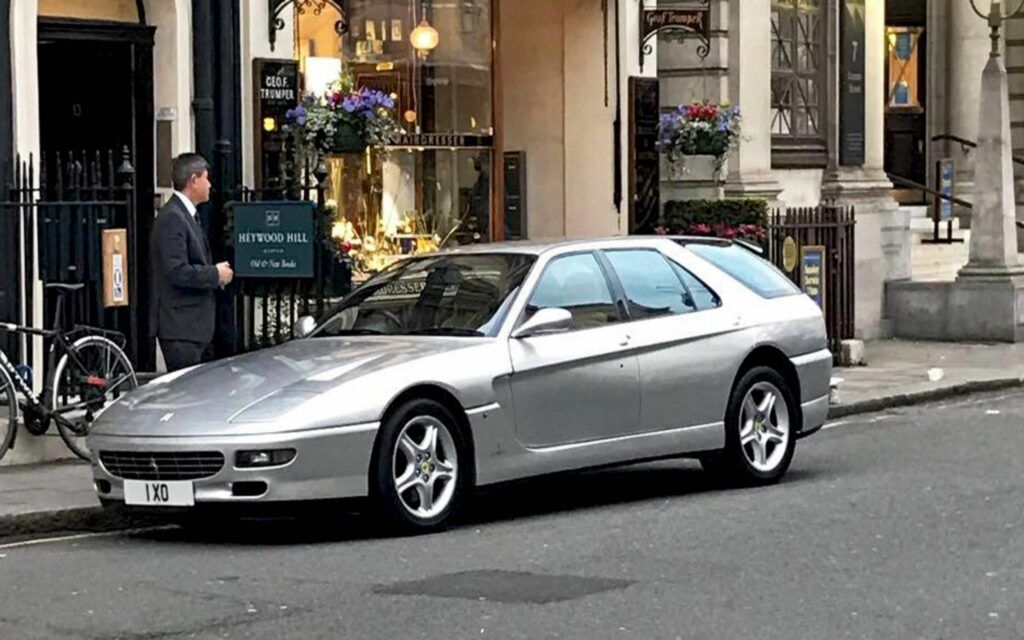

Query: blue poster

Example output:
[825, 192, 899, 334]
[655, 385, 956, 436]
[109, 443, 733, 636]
[801, 246, 826, 309]
[893, 81, 910, 106]
[939, 159, 954, 221]
[895, 32, 913, 60]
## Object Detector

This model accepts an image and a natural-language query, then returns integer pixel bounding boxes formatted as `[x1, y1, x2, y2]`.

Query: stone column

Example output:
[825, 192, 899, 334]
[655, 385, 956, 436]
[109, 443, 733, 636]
[723, 0, 781, 202]
[959, 12, 1024, 279]
[945, 0, 992, 206]
[821, 0, 903, 340]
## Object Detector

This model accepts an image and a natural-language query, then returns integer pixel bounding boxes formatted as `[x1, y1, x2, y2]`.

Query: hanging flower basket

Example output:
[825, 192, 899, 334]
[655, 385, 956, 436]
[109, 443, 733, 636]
[657, 102, 741, 175]
[284, 70, 403, 159]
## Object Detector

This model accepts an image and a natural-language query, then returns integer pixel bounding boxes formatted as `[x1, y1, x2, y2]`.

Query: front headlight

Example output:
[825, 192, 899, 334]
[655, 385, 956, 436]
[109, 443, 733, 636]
[235, 449, 297, 468]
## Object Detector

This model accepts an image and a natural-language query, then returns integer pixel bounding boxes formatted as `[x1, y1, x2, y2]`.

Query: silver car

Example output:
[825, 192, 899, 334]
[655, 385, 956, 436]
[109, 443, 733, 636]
[88, 236, 831, 532]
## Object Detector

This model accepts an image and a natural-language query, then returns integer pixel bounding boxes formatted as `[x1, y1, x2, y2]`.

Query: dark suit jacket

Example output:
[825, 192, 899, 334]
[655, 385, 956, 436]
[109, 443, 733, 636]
[150, 195, 219, 343]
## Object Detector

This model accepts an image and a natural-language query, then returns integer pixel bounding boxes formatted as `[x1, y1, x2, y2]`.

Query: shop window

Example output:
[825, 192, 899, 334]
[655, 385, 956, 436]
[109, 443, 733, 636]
[293, 0, 494, 282]
[327, 147, 492, 275]
[771, 0, 828, 167]
[886, 27, 922, 111]
[296, 1, 492, 135]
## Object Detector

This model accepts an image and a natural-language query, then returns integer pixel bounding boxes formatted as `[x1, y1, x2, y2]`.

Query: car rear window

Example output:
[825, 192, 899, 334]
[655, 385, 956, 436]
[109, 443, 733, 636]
[686, 243, 801, 299]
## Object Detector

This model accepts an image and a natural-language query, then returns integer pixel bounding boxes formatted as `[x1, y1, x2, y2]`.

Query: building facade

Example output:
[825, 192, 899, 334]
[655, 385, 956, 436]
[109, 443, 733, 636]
[658, 0, 1019, 340]
[660, 0, 904, 340]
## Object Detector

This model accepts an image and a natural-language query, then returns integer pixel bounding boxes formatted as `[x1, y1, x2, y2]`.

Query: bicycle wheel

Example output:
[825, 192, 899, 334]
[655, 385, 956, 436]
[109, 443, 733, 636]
[52, 335, 138, 461]
[0, 365, 18, 463]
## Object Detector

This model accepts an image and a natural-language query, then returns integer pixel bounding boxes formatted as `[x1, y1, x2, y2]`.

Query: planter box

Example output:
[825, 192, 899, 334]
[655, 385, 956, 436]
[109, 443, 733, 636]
[660, 154, 724, 202]
[331, 122, 366, 154]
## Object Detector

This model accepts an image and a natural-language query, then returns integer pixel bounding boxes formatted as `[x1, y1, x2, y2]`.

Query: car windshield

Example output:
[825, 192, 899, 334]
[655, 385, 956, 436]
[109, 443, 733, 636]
[314, 253, 536, 338]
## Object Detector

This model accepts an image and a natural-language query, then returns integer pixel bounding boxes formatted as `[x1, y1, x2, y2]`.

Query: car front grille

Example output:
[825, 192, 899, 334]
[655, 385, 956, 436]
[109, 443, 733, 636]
[99, 451, 225, 481]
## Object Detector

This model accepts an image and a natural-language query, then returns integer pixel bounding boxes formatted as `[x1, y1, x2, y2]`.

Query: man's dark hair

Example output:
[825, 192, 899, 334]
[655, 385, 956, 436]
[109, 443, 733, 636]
[172, 153, 209, 191]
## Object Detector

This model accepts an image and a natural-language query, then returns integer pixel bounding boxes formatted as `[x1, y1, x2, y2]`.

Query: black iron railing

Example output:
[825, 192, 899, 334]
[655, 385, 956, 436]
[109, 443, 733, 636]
[767, 204, 856, 361]
[0, 149, 137, 368]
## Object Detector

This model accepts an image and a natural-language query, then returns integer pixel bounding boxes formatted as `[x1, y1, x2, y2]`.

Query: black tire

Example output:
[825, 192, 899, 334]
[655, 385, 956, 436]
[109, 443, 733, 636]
[53, 336, 138, 461]
[0, 366, 18, 463]
[701, 366, 798, 486]
[369, 398, 471, 534]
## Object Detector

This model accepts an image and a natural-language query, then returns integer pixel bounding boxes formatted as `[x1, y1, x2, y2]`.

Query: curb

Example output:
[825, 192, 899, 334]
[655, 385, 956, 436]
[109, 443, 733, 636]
[827, 376, 1024, 420]
[3, 377, 1024, 542]
[0, 505, 163, 543]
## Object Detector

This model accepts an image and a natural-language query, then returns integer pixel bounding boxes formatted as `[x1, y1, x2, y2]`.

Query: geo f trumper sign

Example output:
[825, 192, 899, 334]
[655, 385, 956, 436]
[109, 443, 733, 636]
[233, 202, 315, 278]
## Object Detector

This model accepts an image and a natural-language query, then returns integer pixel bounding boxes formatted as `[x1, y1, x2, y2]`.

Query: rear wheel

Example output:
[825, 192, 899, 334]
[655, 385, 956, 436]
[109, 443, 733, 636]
[701, 367, 797, 486]
[52, 336, 138, 461]
[0, 366, 18, 462]
[370, 399, 469, 533]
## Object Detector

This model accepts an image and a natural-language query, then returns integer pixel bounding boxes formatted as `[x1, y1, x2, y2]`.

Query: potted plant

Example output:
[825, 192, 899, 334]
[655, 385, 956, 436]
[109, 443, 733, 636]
[657, 102, 741, 193]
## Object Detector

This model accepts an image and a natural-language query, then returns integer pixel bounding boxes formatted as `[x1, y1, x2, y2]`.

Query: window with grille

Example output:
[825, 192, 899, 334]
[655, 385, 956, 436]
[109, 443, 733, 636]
[771, 0, 828, 167]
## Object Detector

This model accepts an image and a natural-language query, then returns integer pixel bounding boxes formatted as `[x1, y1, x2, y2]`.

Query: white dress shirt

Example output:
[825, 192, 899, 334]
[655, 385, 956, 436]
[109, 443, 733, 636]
[173, 190, 198, 220]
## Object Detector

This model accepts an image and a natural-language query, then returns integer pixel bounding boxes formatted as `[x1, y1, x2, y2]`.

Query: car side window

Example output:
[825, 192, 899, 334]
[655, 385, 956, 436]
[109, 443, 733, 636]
[527, 253, 620, 330]
[605, 249, 721, 318]
[670, 262, 720, 311]
[604, 249, 695, 319]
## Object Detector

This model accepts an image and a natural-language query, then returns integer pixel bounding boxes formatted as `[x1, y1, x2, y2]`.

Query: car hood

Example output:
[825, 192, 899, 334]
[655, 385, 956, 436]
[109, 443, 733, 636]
[92, 337, 474, 437]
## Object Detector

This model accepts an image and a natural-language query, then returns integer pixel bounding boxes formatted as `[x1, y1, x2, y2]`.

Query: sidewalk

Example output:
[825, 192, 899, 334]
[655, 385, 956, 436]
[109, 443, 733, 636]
[3, 339, 1024, 539]
[830, 340, 1024, 417]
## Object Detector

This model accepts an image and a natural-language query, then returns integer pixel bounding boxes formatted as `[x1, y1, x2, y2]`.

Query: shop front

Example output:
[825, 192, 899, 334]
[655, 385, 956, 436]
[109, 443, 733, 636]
[256, 0, 497, 282]
[253, 0, 651, 283]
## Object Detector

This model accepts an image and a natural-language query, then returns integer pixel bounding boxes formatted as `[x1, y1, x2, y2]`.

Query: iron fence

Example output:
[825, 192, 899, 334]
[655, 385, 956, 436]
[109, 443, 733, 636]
[767, 204, 856, 360]
[0, 149, 136, 368]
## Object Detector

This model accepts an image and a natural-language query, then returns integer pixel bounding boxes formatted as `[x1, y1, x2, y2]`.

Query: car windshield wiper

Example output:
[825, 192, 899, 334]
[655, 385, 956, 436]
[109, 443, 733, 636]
[402, 327, 484, 337]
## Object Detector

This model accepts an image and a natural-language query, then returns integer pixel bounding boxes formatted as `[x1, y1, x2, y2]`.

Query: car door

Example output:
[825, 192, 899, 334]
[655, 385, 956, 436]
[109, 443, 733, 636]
[508, 252, 641, 448]
[601, 248, 738, 433]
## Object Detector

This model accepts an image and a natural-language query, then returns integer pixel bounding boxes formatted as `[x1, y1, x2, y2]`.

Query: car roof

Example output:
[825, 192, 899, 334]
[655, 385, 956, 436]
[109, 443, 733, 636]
[442, 235, 740, 257]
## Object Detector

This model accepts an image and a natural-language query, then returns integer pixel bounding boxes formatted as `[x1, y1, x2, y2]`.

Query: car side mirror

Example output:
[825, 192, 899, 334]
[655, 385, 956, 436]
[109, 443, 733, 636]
[294, 315, 317, 339]
[511, 307, 573, 339]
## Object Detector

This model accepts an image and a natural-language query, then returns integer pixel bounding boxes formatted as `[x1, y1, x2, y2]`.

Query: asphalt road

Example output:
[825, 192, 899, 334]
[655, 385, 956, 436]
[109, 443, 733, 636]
[2, 390, 1023, 640]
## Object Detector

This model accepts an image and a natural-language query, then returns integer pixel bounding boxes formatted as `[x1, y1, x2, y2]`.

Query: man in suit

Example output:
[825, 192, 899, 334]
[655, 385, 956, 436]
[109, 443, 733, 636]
[151, 153, 233, 372]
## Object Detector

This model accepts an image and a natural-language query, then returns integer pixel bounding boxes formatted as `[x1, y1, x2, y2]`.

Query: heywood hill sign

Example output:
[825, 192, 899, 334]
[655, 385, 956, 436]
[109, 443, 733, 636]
[233, 201, 315, 279]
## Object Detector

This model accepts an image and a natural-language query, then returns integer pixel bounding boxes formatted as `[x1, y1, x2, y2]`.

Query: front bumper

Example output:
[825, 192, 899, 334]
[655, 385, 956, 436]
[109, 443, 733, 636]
[88, 423, 380, 506]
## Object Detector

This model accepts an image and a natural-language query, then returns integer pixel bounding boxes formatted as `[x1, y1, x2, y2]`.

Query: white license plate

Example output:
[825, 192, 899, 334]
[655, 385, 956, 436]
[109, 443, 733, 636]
[123, 480, 195, 507]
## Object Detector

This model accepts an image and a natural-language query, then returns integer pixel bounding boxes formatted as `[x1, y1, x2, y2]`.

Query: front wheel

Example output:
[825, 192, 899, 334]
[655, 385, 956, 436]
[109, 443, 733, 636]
[701, 367, 798, 486]
[52, 336, 138, 461]
[370, 399, 470, 533]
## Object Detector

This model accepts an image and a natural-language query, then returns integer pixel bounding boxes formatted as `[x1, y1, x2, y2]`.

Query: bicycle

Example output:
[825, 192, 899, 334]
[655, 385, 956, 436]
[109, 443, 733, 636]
[0, 283, 139, 462]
